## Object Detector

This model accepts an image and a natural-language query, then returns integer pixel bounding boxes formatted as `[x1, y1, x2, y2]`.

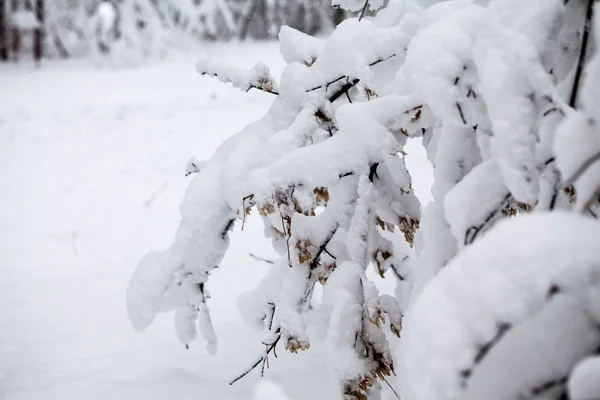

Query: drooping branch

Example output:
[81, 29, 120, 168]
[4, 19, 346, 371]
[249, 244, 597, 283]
[196, 60, 280, 95]
[197, 54, 397, 101]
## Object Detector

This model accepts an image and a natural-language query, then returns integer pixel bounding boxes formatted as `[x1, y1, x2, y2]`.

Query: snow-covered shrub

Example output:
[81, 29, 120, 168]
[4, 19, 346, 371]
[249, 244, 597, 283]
[128, 0, 600, 399]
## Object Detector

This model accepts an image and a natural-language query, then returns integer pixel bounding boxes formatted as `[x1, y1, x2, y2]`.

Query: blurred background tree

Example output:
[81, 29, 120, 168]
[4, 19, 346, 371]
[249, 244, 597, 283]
[0, 0, 352, 62]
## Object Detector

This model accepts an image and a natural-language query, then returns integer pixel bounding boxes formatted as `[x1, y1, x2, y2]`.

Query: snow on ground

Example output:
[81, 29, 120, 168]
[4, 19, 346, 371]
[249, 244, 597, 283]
[0, 42, 432, 400]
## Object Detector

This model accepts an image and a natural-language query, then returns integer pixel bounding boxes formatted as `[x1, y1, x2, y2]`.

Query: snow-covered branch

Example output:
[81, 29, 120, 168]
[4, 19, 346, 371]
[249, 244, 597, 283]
[128, 1, 600, 398]
[196, 60, 280, 95]
[400, 213, 600, 400]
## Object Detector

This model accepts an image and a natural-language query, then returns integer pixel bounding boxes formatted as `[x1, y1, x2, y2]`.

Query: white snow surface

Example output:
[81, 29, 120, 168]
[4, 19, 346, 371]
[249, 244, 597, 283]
[0, 42, 432, 400]
[569, 356, 600, 400]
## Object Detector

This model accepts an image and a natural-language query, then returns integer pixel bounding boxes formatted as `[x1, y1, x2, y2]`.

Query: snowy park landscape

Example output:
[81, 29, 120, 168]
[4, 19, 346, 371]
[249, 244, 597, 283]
[2, 1, 600, 400]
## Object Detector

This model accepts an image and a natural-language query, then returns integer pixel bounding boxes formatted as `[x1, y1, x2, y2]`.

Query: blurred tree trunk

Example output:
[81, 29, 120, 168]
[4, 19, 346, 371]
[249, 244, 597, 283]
[11, 0, 19, 61]
[238, 0, 257, 40]
[33, 0, 42, 63]
[333, 6, 346, 26]
[257, 0, 269, 38]
[1, 0, 8, 61]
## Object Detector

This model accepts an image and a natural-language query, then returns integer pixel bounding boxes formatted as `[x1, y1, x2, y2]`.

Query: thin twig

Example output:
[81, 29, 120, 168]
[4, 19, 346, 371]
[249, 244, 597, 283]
[243, 85, 279, 95]
[266, 303, 276, 331]
[569, 0, 595, 108]
[381, 375, 401, 399]
[229, 356, 263, 385]
[329, 78, 360, 103]
[249, 253, 275, 264]
[309, 226, 339, 270]
[323, 247, 337, 260]
[562, 149, 600, 188]
[308, 54, 396, 93]
[230, 334, 281, 385]
[241, 197, 249, 231]
[456, 102, 467, 125]
[388, 264, 405, 281]
[143, 181, 169, 207]
[281, 214, 292, 268]
[359, 0, 369, 21]
[464, 193, 511, 245]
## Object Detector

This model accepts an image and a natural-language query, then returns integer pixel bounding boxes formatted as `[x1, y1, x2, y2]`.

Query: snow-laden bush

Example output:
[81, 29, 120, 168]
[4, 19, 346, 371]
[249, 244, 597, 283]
[127, 0, 600, 399]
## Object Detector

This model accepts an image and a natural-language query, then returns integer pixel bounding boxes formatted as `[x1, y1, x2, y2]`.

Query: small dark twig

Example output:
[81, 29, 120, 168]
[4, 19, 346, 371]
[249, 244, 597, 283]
[460, 322, 512, 388]
[543, 107, 563, 117]
[243, 85, 279, 95]
[381, 375, 401, 399]
[249, 253, 275, 265]
[369, 163, 380, 182]
[309, 226, 339, 270]
[359, 0, 369, 21]
[329, 78, 360, 103]
[456, 102, 467, 125]
[464, 193, 511, 245]
[323, 247, 337, 260]
[221, 218, 236, 240]
[531, 377, 568, 396]
[281, 215, 292, 268]
[345, 90, 353, 103]
[569, 0, 595, 108]
[473, 322, 512, 364]
[241, 198, 249, 231]
[308, 55, 396, 94]
[229, 334, 281, 385]
[266, 303, 276, 331]
[563, 149, 600, 188]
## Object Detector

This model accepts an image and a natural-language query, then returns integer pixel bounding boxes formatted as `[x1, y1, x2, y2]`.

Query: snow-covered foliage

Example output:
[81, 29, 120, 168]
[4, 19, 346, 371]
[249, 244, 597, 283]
[400, 212, 600, 400]
[128, 0, 600, 399]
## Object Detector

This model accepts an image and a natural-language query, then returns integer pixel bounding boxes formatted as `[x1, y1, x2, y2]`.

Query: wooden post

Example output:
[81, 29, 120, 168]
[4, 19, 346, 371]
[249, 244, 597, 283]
[0, 0, 8, 61]
[33, 0, 42, 64]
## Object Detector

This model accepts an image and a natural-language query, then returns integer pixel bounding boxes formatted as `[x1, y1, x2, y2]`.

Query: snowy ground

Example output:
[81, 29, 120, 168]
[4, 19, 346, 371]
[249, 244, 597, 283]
[0, 43, 432, 400]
